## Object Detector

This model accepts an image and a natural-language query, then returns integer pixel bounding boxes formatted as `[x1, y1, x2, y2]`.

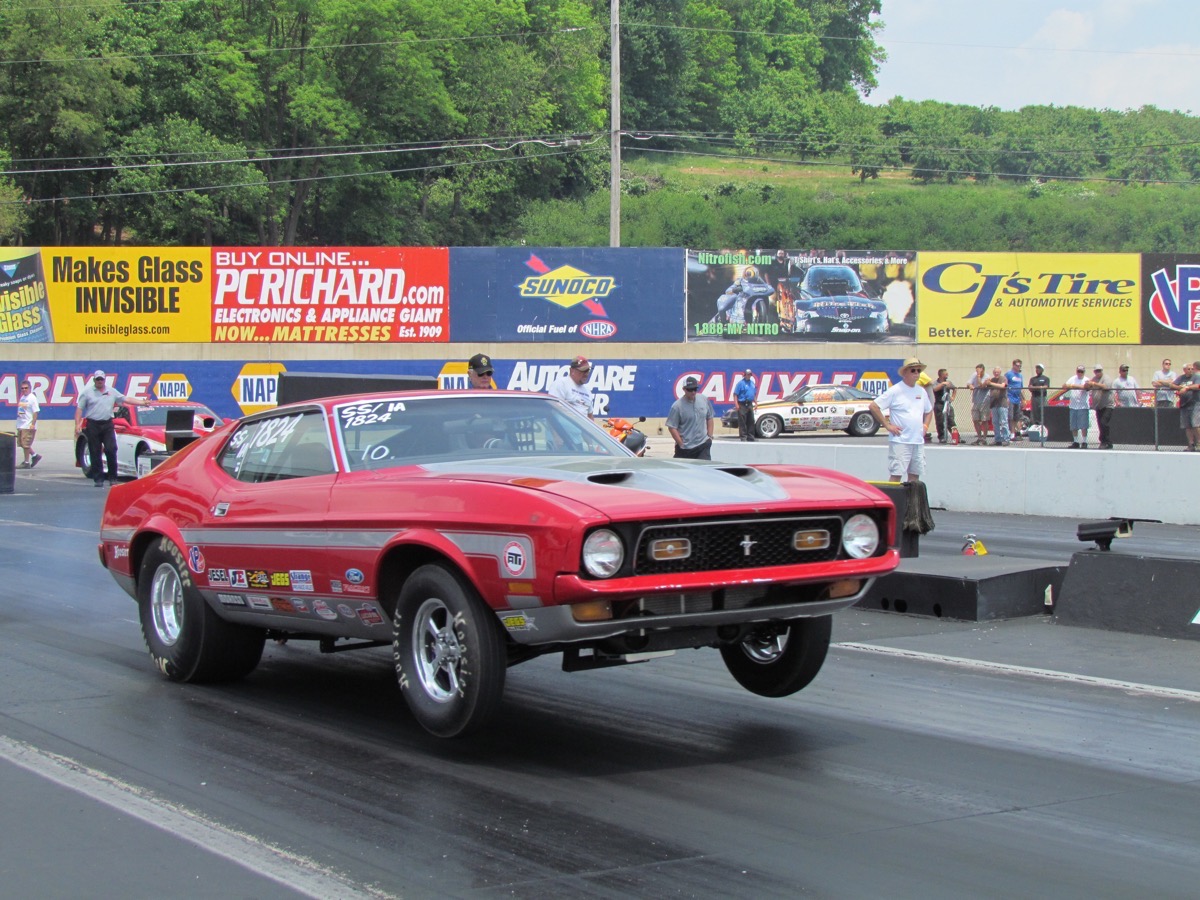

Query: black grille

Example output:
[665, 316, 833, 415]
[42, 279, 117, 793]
[634, 516, 843, 575]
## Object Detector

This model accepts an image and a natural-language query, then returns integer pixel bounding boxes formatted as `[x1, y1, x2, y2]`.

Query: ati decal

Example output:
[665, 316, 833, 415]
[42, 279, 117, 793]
[188, 546, 206, 574]
[503, 540, 527, 577]
[207, 567, 230, 587]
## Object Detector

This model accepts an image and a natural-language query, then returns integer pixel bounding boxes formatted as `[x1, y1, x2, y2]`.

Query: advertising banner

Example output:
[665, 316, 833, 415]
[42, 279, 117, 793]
[0, 248, 53, 342]
[686, 249, 917, 342]
[44, 247, 210, 342]
[449, 248, 684, 342]
[1141, 254, 1200, 344]
[918, 252, 1141, 344]
[4, 357, 901, 423]
[212, 247, 448, 343]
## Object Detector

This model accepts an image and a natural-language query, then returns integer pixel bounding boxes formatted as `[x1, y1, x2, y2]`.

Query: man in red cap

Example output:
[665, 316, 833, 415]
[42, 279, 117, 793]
[549, 355, 595, 419]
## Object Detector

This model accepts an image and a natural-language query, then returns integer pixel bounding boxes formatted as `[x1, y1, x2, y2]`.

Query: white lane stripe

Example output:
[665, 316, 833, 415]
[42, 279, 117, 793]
[838, 642, 1200, 703]
[0, 519, 96, 537]
[0, 735, 393, 900]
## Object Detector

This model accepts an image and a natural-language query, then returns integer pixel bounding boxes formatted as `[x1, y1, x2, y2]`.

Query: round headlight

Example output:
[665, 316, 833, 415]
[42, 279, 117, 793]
[842, 514, 880, 559]
[582, 529, 624, 578]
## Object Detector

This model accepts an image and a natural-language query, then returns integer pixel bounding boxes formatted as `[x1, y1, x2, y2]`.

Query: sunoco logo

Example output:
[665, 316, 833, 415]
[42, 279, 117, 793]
[580, 319, 617, 339]
[519, 265, 617, 309]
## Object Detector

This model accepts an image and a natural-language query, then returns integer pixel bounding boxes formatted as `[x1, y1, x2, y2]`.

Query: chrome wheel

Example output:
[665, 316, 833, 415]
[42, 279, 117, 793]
[412, 597, 462, 703]
[737, 629, 788, 664]
[150, 561, 184, 646]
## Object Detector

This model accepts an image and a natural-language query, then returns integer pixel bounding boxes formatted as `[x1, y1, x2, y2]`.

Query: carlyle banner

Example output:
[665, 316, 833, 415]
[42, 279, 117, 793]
[918, 252, 1141, 344]
[686, 249, 917, 342]
[1141, 254, 1200, 344]
[3, 357, 901, 422]
[449, 248, 684, 342]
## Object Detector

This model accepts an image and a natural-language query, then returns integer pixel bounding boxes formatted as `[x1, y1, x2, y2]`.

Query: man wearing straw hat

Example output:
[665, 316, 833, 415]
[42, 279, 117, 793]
[869, 357, 934, 483]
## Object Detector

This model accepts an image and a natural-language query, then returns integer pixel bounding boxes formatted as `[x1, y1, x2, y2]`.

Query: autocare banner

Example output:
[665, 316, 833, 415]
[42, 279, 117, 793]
[3, 357, 902, 422]
[449, 248, 684, 342]
[686, 249, 917, 343]
[212, 247, 448, 343]
[1141, 254, 1200, 344]
[918, 252, 1141, 344]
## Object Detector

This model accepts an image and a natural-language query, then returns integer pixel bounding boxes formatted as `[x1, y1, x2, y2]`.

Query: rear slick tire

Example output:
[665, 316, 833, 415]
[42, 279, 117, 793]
[137, 537, 264, 683]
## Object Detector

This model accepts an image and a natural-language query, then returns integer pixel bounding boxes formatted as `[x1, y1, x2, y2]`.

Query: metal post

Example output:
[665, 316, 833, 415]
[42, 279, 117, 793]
[609, 0, 620, 247]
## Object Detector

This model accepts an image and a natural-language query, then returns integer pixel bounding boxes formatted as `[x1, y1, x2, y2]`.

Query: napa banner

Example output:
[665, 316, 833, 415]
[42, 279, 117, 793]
[449, 247, 685, 342]
[3, 357, 902, 421]
[1141, 254, 1200, 344]
[917, 252, 1142, 344]
[685, 249, 918, 343]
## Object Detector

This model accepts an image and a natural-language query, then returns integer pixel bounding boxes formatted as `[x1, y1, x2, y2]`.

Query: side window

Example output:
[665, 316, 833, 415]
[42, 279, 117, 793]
[217, 411, 333, 482]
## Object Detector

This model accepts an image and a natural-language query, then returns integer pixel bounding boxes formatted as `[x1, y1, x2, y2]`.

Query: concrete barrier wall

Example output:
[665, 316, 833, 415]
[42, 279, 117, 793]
[711, 441, 1198, 526]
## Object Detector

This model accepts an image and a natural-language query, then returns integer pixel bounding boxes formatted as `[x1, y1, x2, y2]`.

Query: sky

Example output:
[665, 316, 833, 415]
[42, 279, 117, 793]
[867, 0, 1200, 112]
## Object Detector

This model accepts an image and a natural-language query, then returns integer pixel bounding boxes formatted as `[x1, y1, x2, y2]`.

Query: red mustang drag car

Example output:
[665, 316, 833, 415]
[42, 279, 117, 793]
[99, 390, 898, 737]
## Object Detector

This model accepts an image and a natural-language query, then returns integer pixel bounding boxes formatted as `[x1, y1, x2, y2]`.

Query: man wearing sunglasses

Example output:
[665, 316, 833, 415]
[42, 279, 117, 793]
[869, 358, 934, 483]
[466, 353, 496, 389]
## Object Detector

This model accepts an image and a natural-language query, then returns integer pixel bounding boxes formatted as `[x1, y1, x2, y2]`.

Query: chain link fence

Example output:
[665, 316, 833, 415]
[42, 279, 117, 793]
[931, 388, 1192, 451]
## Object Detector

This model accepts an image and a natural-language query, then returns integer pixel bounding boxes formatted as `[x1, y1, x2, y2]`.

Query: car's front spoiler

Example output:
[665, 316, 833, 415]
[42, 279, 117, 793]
[495, 577, 875, 645]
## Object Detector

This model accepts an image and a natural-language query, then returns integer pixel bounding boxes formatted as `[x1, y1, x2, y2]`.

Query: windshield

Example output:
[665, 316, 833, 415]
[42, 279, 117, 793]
[334, 394, 631, 472]
[135, 405, 219, 426]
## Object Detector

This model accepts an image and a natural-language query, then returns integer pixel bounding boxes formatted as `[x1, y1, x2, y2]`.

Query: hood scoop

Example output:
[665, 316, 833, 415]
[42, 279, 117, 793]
[587, 470, 635, 485]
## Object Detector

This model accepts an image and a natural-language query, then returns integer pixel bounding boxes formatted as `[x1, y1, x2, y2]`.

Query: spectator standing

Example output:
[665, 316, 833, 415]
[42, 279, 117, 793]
[1152, 358, 1178, 407]
[666, 376, 714, 459]
[1028, 363, 1050, 435]
[1005, 359, 1025, 440]
[986, 366, 1010, 445]
[869, 358, 933, 482]
[74, 370, 148, 486]
[549, 355, 595, 420]
[466, 353, 496, 389]
[1174, 362, 1200, 451]
[1056, 365, 1091, 448]
[734, 368, 757, 441]
[968, 363, 990, 445]
[16, 379, 42, 468]
[1086, 364, 1114, 449]
[931, 368, 957, 443]
[1112, 365, 1139, 407]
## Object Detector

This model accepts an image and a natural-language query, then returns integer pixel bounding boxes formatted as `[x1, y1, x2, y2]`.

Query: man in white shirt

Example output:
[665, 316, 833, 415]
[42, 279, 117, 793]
[549, 355, 595, 420]
[869, 357, 933, 482]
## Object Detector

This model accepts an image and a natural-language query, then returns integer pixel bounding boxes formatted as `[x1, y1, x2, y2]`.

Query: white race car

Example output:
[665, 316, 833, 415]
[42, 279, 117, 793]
[723, 384, 881, 439]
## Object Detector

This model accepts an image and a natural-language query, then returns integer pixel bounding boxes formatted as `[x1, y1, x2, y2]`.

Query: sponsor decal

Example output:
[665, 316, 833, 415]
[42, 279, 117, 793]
[289, 570, 314, 592]
[502, 540, 527, 577]
[217, 593, 246, 607]
[207, 567, 230, 587]
[500, 612, 537, 632]
[313, 599, 338, 621]
[270, 571, 291, 588]
[247, 594, 272, 610]
[330, 580, 343, 593]
[520, 258, 615, 314]
[187, 546, 206, 574]
[580, 319, 617, 339]
[230, 569, 249, 589]
[247, 569, 270, 589]
[337, 603, 355, 618]
[343, 583, 371, 595]
[154, 373, 192, 400]
[270, 597, 293, 612]
[290, 598, 309, 614]
[355, 604, 384, 627]
[112, 544, 129, 560]
[344, 568, 365, 585]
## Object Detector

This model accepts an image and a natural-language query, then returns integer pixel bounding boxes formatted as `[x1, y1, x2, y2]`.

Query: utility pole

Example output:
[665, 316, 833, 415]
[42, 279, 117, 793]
[609, 0, 620, 247]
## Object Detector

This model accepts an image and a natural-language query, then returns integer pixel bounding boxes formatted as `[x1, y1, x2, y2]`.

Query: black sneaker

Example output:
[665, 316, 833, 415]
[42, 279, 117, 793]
[1068, 442, 1079, 448]
[30, 453, 42, 468]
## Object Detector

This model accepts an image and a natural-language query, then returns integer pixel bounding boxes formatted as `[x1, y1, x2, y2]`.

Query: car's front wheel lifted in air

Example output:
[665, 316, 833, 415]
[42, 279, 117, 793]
[138, 537, 265, 683]
[719, 616, 832, 697]
[393, 563, 506, 738]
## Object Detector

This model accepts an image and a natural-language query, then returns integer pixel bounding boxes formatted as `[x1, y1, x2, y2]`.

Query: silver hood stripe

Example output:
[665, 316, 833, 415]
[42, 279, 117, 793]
[178, 528, 399, 548]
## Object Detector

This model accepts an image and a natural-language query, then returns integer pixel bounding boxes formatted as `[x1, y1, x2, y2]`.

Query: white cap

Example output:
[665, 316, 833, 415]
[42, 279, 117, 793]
[92, 369, 106, 379]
